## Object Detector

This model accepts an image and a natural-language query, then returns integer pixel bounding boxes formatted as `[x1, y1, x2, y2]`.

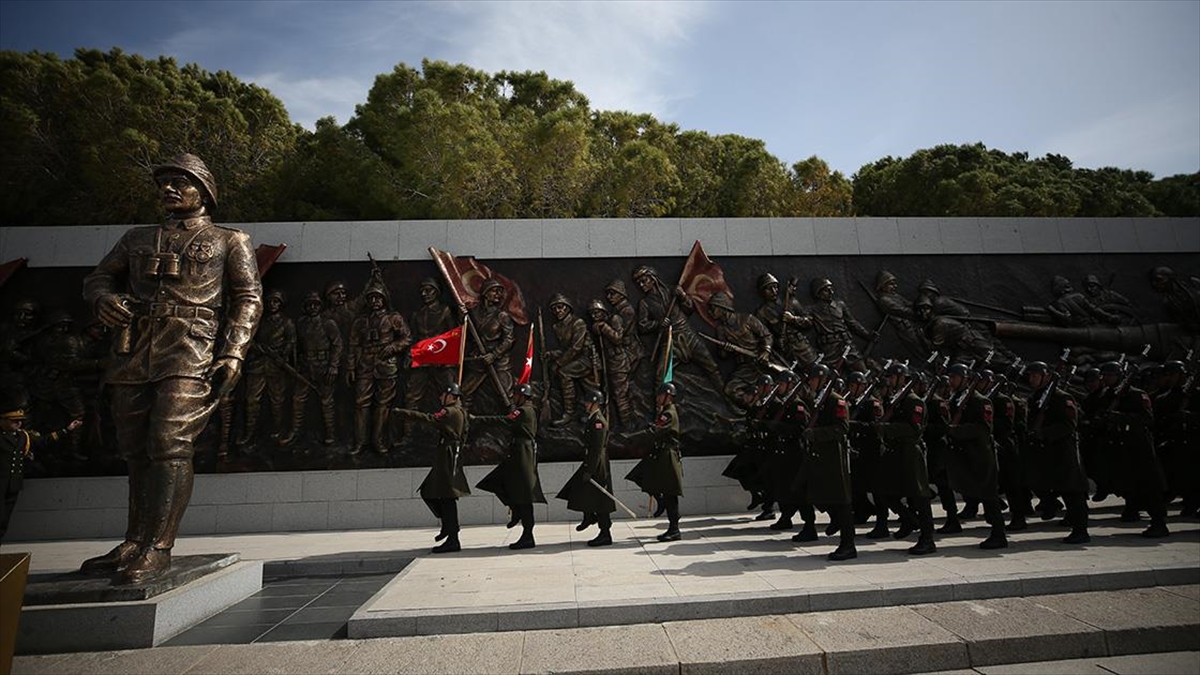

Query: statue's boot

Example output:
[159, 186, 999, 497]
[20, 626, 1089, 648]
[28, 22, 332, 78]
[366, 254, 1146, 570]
[551, 384, 577, 427]
[119, 459, 193, 585]
[350, 408, 369, 455]
[373, 406, 390, 454]
[269, 396, 286, 439]
[81, 459, 148, 574]
[236, 405, 260, 447]
[278, 404, 305, 447]
[321, 403, 337, 446]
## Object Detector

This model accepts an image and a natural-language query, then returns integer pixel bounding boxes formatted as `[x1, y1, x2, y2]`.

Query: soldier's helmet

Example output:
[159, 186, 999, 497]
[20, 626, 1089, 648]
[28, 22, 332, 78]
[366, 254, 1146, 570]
[512, 383, 533, 398]
[479, 278, 504, 296]
[1150, 266, 1174, 280]
[846, 371, 868, 384]
[419, 278, 441, 292]
[977, 368, 995, 381]
[657, 382, 677, 397]
[266, 289, 287, 305]
[45, 309, 73, 326]
[444, 383, 462, 398]
[1024, 361, 1049, 375]
[1081, 367, 1101, 383]
[810, 278, 834, 299]
[632, 265, 659, 282]
[582, 389, 605, 405]
[1052, 276, 1072, 295]
[776, 370, 799, 386]
[604, 280, 629, 299]
[1163, 360, 1186, 375]
[1099, 361, 1123, 376]
[757, 273, 779, 291]
[1083, 274, 1103, 289]
[914, 296, 934, 310]
[548, 293, 573, 311]
[885, 361, 910, 377]
[917, 279, 940, 296]
[946, 363, 971, 378]
[153, 153, 218, 208]
[587, 299, 609, 316]
[13, 298, 39, 314]
[808, 363, 832, 380]
[875, 270, 897, 291]
[362, 276, 390, 304]
[707, 291, 735, 312]
[324, 280, 348, 298]
[755, 374, 775, 388]
[303, 291, 323, 308]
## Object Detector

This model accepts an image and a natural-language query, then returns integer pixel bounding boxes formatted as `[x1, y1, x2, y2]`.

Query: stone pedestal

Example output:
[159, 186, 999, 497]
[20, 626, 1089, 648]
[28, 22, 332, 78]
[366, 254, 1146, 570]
[17, 554, 262, 654]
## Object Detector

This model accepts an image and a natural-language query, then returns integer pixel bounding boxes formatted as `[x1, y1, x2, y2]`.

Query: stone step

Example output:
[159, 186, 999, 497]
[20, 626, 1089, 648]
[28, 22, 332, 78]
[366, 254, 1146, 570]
[12, 586, 1198, 675]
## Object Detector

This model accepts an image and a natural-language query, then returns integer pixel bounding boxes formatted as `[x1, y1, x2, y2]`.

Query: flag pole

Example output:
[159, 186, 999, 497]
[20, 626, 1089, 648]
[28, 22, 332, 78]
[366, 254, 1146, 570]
[457, 315, 468, 386]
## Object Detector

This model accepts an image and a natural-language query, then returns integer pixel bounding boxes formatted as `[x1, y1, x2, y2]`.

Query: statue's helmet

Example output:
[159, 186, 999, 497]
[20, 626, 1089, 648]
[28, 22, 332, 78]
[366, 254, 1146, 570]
[1052, 275, 1072, 295]
[548, 293, 573, 311]
[324, 280, 348, 298]
[757, 273, 779, 291]
[265, 289, 286, 305]
[1083, 274, 1103, 289]
[604, 280, 629, 299]
[479, 278, 504, 296]
[13, 298, 39, 314]
[587, 299, 609, 315]
[810, 278, 834, 299]
[917, 279, 941, 296]
[303, 291, 323, 308]
[419, 278, 441, 292]
[707, 291, 735, 313]
[46, 309, 73, 326]
[875, 270, 898, 291]
[362, 276, 389, 303]
[153, 153, 218, 208]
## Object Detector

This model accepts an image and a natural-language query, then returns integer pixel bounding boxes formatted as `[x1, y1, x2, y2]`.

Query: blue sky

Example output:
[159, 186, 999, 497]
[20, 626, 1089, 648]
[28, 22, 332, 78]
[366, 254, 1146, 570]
[2, 0, 1197, 178]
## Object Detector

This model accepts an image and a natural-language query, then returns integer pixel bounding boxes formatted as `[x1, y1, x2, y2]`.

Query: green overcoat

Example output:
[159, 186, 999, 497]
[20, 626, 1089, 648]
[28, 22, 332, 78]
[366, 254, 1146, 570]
[877, 391, 932, 500]
[557, 408, 615, 514]
[945, 390, 999, 500]
[624, 402, 684, 497]
[473, 402, 546, 506]
[803, 392, 851, 506]
[397, 403, 470, 505]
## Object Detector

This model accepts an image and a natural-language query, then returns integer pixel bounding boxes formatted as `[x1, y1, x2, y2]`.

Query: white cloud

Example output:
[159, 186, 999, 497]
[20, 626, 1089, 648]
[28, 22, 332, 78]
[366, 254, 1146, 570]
[435, 0, 713, 117]
[246, 72, 370, 129]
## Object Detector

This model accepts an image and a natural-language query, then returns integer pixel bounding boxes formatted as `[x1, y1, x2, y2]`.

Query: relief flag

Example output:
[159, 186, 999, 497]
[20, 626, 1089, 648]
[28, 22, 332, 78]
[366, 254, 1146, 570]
[428, 247, 529, 325]
[678, 240, 731, 327]
[0, 258, 28, 288]
[518, 324, 535, 385]
[254, 244, 288, 279]
[410, 326, 464, 368]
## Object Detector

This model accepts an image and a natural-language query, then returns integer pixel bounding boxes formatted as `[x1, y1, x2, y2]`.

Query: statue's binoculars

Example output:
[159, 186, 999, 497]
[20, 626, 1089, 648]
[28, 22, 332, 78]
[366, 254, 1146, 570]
[143, 252, 181, 278]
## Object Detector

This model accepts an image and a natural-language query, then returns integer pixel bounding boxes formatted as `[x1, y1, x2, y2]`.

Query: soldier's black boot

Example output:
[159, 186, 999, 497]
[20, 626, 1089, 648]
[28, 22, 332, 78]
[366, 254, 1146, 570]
[755, 500, 776, 521]
[653, 495, 667, 518]
[827, 506, 858, 561]
[769, 505, 795, 531]
[791, 522, 818, 542]
[575, 514, 594, 532]
[957, 498, 979, 520]
[1141, 501, 1170, 538]
[748, 492, 764, 511]
[979, 500, 1009, 550]
[908, 499, 937, 555]
[865, 497, 890, 539]
[506, 508, 520, 529]
[937, 483, 962, 533]
[1062, 492, 1090, 544]
[657, 497, 681, 541]
[509, 505, 535, 550]
[432, 499, 461, 553]
[588, 513, 613, 547]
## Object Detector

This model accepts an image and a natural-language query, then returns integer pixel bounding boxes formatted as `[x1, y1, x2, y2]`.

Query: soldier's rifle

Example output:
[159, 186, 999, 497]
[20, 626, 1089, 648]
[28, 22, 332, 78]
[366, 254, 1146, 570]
[772, 352, 823, 412]
[1104, 343, 1151, 412]
[951, 296, 1024, 319]
[1032, 365, 1077, 434]
[252, 342, 322, 395]
[778, 277, 798, 344]
[947, 358, 980, 425]
[880, 378, 917, 423]
[697, 332, 790, 371]
[806, 376, 836, 430]
[850, 359, 891, 415]
[587, 477, 638, 519]
[985, 357, 1022, 398]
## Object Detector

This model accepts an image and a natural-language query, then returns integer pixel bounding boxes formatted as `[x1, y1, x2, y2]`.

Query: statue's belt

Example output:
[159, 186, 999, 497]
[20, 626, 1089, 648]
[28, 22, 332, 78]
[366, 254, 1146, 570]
[142, 303, 217, 320]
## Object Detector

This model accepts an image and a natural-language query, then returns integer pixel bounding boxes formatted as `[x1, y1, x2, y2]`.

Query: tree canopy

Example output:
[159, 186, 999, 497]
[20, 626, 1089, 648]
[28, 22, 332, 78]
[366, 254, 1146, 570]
[1, 51, 1195, 226]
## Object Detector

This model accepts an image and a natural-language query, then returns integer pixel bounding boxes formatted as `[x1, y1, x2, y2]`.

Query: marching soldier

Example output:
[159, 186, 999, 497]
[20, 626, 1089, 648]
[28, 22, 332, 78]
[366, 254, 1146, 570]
[766, 369, 818, 540]
[238, 289, 295, 448]
[473, 383, 546, 550]
[979, 369, 1032, 531]
[800, 363, 857, 561]
[461, 279, 514, 412]
[1024, 362, 1090, 544]
[722, 375, 780, 521]
[625, 382, 685, 542]
[546, 294, 600, 427]
[2, 399, 82, 540]
[395, 383, 470, 553]
[944, 363, 1007, 549]
[557, 389, 617, 547]
[279, 292, 342, 448]
[708, 291, 773, 409]
[1153, 361, 1198, 517]
[754, 274, 818, 370]
[405, 279, 456, 413]
[845, 370, 891, 539]
[587, 299, 636, 430]
[875, 362, 937, 555]
[807, 278, 873, 372]
[348, 275, 411, 455]
[632, 266, 723, 393]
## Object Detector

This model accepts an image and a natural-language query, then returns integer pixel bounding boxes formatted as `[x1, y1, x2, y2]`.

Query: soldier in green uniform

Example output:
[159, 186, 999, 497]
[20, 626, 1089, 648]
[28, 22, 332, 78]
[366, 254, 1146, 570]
[722, 375, 780, 521]
[625, 382, 685, 542]
[1152, 361, 1197, 518]
[944, 364, 1007, 549]
[395, 383, 470, 553]
[800, 363, 857, 561]
[768, 370, 819, 541]
[473, 383, 546, 550]
[1023, 362, 1091, 544]
[979, 369, 1032, 531]
[1095, 361, 1169, 537]
[875, 362, 937, 555]
[845, 370, 890, 538]
[1, 402, 82, 540]
[557, 389, 616, 547]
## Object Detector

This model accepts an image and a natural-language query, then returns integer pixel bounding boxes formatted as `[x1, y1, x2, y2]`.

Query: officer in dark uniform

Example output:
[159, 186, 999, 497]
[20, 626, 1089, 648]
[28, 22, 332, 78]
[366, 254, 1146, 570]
[845, 370, 889, 538]
[625, 382, 685, 542]
[395, 383, 470, 553]
[722, 375, 779, 521]
[1095, 361, 1170, 537]
[875, 362, 937, 555]
[944, 363, 1007, 549]
[2, 402, 82, 540]
[473, 383, 546, 550]
[981, 369, 1033, 531]
[767, 369, 819, 540]
[1024, 362, 1091, 544]
[921, 372, 961, 534]
[558, 389, 616, 547]
[1153, 361, 1198, 517]
[800, 363, 857, 561]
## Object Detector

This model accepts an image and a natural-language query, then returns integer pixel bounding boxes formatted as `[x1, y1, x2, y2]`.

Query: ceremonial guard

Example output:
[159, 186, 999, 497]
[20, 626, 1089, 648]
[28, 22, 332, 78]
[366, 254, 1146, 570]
[2, 401, 82, 539]
[1152, 361, 1197, 517]
[473, 383, 546, 550]
[807, 278, 873, 372]
[80, 153, 263, 582]
[348, 273, 411, 454]
[238, 289, 295, 447]
[625, 382, 685, 542]
[632, 266, 723, 393]
[722, 375, 780, 521]
[767, 370, 818, 539]
[546, 295, 600, 427]
[1095, 361, 1169, 537]
[1023, 362, 1090, 543]
[558, 389, 616, 547]
[395, 384, 470, 553]
[405, 279, 456, 412]
[800, 363, 857, 561]
[875, 362, 937, 555]
[279, 292, 342, 448]
[980, 369, 1032, 531]
[845, 370, 889, 538]
[462, 279, 514, 411]
[587, 300, 635, 430]
[707, 291, 773, 409]
[944, 364, 1007, 549]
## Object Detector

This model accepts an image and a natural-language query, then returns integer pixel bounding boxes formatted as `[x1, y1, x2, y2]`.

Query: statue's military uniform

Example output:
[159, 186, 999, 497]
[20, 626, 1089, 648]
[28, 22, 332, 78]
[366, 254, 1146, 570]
[604, 280, 644, 372]
[753, 292, 818, 369]
[0, 300, 41, 391]
[807, 279, 871, 369]
[549, 296, 600, 423]
[462, 297, 514, 410]
[405, 285, 455, 411]
[284, 295, 342, 446]
[635, 278, 722, 390]
[591, 302, 635, 429]
[712, 307, 773, 409]
[29, 314, 88, 456]
[348, 283, 410, 453]
[240, 294, 296, 445]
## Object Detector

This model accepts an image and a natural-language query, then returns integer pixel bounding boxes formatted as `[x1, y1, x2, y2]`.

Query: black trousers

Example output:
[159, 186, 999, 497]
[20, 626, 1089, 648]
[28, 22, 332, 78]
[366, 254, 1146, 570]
[661, 495, 681, 528]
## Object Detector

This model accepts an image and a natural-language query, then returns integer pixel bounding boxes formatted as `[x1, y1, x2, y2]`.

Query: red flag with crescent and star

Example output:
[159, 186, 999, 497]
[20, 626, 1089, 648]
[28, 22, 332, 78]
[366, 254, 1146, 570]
[254, 244, 288, 279]
[678, 240, 731, 327]
[410, 326, 464, 368]
[428, 247, 529, 325]
[518, 324, 535, 385]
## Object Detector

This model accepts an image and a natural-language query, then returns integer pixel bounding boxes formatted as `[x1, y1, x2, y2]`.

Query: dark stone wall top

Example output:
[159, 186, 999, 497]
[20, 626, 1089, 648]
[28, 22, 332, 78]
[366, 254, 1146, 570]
[3, 217, 1198, 267]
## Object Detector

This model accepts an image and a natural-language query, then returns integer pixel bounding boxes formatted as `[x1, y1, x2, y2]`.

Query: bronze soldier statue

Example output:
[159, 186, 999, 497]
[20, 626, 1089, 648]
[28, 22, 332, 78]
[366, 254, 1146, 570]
[545, 294, 600, 427]
[587, 299, 636, 430]
[395, 383, 470, 553]
[557, 388, 616, 547]
[632, 266, 723, 393]
[604, 280, 645, 376]
[322, 279, 356, 441]
[2, 401, 82, 540]
[917, 280, 971, 318]
[875, 271, 930, 356]
[753, 274, 818, 370]
[1149, 266, 1200, 334]
[708, 291, 773, 410]
[625, 382, 685, 542]
[279, 291, 342, 448]
[348, 273, 411, 455]
[461, 279, 514, 412]
[29, 310, 88, 460]
[80, 153, 263, 583]
[0, 299, 42, 391]
[405, 279, 456, 414]
[807, 278, 873, 372]
[1047, 276, 1122, 327]
[473, 383, 546, 550]
[1082, 274, 1134, 321]
[238, 289, 296, 447]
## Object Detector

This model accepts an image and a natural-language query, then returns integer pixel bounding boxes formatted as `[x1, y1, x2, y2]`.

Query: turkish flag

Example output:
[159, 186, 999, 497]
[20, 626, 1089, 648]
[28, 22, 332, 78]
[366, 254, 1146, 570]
[678, 240, 731, 327]
[518, 324, 535, 385]
[428, 247, 529, 325]
[410, 326, 463, 367]
[0, 258, 27, 288]
[255, 244, 288, 279]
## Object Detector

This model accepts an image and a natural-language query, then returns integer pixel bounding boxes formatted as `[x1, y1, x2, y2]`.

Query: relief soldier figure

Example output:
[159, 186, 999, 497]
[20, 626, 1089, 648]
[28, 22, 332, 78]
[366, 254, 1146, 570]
[347, 273, 411, 455]
[545, 294, 600, 427]
[29, 310, 88, 460]
[603, 280, 645, 375]
[80, 153, 263, 583]
[405, 279, 456, 413]
[807, 278, 873, 372]
[0, 299, 42, 391]
[707, 291, 773, 410]
[238, 289, 296, 447]
[587, 299, 635, 430]
[1149, 266, 1200, 334]
[1082, 274, 1133, 317]
[632, 266, 723, 393]
[279, 291, 342, 448]
[874, 271, 929, 356]
[1046, 276, 1122, 327]
[754, 274, 818, 370]
[461, 279, 514, 411]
